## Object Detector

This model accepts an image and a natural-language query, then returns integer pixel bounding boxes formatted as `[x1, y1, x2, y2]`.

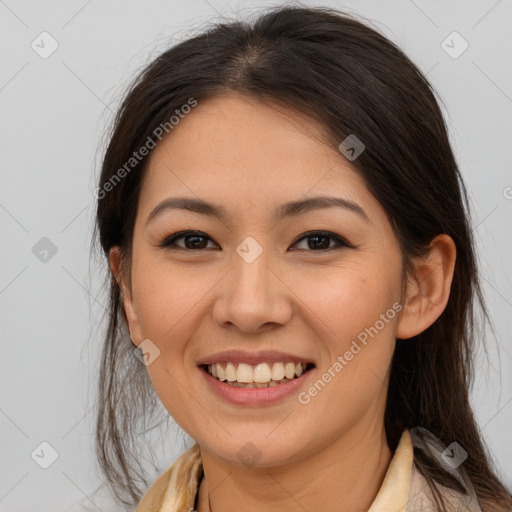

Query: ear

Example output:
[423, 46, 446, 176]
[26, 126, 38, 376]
[109, 246, 143, 347]
[396, 234, 456, 339]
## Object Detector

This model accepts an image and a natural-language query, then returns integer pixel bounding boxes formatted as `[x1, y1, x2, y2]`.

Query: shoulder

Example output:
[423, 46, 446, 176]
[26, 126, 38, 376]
[408, 427, 483, 512]
[136, 443, 202, 512]
[408, 462, 483, 511]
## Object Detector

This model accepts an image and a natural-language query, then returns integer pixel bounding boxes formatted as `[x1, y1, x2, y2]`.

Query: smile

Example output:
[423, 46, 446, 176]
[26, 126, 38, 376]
[202, 361, 315, 388]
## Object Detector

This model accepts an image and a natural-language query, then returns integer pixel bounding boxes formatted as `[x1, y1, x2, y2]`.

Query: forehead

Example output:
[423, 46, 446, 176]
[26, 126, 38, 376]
[138, 93, 375, 220]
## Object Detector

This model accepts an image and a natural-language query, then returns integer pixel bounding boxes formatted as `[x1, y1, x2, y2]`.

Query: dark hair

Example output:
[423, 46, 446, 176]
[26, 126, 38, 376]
[92, 4, 512, 510]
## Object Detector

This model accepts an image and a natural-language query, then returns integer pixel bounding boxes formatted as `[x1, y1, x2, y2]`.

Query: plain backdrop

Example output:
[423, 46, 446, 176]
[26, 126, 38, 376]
[1, 0, 511, 510]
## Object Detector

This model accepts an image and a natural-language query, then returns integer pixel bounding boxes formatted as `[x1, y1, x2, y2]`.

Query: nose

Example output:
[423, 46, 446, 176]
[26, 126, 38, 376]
[212, 248, 293, 333]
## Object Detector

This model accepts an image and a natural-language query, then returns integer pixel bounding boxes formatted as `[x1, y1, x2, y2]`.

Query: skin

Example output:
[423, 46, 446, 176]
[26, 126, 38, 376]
[109, 92, 456, 512]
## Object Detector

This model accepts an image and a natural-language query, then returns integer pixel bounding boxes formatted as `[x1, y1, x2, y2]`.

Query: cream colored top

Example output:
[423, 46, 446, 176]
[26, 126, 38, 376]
[136, 429, 483, 512]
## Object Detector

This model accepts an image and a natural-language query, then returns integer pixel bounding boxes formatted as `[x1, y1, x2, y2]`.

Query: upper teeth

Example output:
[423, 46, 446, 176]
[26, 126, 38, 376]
[208, 362, 306, 383]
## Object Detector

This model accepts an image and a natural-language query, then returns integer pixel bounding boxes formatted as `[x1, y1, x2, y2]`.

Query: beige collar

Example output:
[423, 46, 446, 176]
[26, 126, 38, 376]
[137, 430, 414, 512]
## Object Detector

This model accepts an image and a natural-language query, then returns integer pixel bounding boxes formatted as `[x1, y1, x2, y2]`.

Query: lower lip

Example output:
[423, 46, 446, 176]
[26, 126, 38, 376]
[199, 366, 314, 406]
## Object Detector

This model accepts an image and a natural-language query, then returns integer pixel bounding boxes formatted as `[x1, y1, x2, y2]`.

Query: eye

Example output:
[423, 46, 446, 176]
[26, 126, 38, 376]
[159, 230, 351, 252]
[159, 230, 218, 250]
[290, 230, 351, 251]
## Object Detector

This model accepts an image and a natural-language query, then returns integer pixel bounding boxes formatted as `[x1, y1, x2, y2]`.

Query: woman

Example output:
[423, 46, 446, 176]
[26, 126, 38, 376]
[92, 5, 512, 511]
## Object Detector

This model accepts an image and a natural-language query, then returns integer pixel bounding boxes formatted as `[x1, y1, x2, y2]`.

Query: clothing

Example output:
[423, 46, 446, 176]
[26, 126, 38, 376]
[136, 429, 483, 512]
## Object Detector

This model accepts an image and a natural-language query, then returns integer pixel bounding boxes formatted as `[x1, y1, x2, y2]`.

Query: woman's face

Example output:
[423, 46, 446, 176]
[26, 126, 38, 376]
[116, 92, 406, 466]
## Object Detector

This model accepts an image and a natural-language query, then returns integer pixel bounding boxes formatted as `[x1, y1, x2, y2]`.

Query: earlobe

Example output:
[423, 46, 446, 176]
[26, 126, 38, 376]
[396, 234, 456, 340]
[108, 247, 143, 347]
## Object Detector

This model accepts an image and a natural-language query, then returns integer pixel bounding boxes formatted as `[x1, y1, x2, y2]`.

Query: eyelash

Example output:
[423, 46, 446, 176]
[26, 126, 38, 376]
[158, 230, 352, 252]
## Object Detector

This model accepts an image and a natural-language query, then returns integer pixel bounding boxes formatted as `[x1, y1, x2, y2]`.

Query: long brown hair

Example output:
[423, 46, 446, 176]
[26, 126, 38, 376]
[91, 5, 512, 510]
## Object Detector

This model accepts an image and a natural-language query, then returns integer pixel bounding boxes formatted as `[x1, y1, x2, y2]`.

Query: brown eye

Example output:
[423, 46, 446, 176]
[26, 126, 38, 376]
[159, 230, 351, 252]
[159, 231, 217, 250]
[291, 231, 351, 251]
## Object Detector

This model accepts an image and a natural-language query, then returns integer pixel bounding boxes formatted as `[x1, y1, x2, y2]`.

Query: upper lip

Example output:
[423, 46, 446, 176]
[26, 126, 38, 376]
[196, 350, 315, 366]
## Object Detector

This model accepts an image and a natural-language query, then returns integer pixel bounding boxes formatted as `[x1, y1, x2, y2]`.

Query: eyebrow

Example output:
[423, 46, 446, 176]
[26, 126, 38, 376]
[146, 195, 370, 227]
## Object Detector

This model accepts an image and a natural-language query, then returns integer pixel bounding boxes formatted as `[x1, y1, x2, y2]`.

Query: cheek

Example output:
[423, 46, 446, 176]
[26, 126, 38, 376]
[297, 259, 399, 407]
[132, 262, 209, 423]
[302, 297, 397, 435]
[132, 260, 210, 342]
[299, 259, 400, 345]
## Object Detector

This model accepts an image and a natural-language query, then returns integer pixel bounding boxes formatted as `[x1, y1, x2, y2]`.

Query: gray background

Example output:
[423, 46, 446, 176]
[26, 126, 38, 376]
[1, 0, 511, 510]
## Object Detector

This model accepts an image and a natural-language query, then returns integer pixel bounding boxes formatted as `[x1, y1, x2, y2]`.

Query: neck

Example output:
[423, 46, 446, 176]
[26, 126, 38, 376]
[196, 422, 393, 512]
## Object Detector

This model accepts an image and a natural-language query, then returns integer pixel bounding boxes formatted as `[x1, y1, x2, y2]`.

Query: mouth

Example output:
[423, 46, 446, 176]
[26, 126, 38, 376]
[200, 361, 316, 389]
